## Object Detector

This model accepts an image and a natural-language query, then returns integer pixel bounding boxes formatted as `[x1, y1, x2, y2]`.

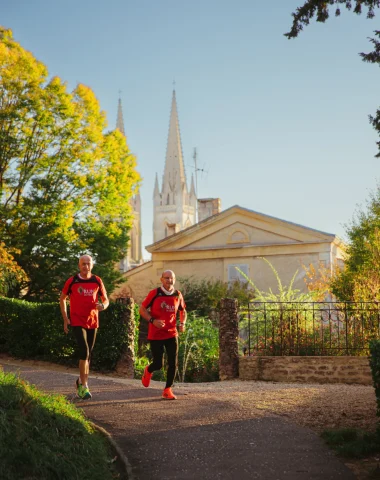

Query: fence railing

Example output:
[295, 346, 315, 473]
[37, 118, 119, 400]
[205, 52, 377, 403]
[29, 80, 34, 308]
[239, 301, 380, 356]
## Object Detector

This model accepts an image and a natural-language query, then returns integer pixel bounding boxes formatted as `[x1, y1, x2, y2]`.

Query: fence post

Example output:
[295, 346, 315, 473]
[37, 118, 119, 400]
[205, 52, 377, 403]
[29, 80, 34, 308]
[219, 298, 239, 380]
[115, 297, 135, 378]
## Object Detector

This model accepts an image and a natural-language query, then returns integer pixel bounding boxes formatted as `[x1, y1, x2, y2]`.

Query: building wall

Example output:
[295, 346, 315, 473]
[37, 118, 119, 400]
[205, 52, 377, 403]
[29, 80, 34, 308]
[111, 250, 330, 304]
[112, 207, 345, 304]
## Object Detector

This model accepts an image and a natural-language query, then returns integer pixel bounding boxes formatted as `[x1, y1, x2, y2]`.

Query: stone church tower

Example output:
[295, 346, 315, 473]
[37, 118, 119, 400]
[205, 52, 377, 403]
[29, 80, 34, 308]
[153, 90, 197, 242]
[116, 98, 143, 271]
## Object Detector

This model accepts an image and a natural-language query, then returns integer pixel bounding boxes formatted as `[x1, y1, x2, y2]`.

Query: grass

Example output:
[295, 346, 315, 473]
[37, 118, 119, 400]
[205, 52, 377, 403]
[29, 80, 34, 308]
[321, 428, 380, 458]
[0, 371, 122, 480]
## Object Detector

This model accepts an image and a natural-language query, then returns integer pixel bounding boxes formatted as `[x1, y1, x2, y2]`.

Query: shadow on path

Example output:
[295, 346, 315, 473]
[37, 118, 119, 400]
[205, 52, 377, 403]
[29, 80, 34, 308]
[2, 362, 356, 480]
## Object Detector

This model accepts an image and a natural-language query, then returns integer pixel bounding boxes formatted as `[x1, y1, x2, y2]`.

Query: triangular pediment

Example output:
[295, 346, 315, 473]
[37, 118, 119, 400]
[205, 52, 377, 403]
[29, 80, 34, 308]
[147, 205, 336, 253]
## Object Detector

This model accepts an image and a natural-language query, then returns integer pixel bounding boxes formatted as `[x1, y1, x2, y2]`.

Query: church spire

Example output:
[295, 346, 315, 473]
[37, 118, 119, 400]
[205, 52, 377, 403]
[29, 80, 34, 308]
[154, 173, 160, 199]
[153, 89, 196, 243]
[116, 96, 125, 136]
[162, 89, 186, 195]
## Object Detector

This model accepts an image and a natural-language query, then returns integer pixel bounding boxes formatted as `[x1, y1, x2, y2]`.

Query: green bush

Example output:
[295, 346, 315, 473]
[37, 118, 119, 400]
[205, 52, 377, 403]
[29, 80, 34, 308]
[177, 314, 219, 382]
[369, 339, 380, 418]
[321, 428, 380, 458]
[0, 297, 132, 371]
[135, 315, 219, 383]
[178, 276, 253, 319]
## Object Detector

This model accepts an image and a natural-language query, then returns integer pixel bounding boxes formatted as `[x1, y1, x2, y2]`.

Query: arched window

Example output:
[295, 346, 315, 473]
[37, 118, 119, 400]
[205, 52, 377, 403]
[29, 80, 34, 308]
[227, 229, 249, 244]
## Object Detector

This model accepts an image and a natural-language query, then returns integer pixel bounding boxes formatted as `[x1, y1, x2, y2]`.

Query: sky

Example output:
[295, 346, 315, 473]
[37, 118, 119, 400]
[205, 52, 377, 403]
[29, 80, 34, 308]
[2, 0, 380, 259]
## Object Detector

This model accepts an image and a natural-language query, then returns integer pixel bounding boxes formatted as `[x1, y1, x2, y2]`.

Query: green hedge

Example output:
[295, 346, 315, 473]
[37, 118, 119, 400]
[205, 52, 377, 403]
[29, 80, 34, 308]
[369, 339, 380, 418]
[0, 298, 133, 371]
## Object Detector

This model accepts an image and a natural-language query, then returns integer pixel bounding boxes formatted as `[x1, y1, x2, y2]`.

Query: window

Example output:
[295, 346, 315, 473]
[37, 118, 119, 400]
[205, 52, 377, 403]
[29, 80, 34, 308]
[228, 264, 249, 283]
[228, 230, 249, 244]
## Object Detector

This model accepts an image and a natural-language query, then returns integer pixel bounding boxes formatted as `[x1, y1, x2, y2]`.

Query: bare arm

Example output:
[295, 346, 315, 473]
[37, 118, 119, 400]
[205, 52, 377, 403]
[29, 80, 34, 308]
[97, 293, 109, 311]
[179, 309, 187, 333]
[60, 292, 70, 334]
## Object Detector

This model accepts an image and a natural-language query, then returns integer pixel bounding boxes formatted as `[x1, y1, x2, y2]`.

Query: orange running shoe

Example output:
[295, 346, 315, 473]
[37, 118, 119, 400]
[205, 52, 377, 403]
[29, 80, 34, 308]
[142, 365, 153, 388]
[162, 387, 177, 400]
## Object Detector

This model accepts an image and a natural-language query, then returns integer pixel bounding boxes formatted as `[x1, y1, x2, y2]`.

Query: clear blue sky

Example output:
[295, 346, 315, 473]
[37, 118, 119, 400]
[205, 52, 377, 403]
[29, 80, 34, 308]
[3, 1, 380, 258]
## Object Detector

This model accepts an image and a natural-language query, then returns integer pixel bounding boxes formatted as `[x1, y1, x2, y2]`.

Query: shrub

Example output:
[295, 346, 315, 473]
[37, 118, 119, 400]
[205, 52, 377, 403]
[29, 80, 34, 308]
[177, 314, 219, 382]
[0, 297, 132, 371]
[178, 275, 253, 319]
[369, 339, 380, 418]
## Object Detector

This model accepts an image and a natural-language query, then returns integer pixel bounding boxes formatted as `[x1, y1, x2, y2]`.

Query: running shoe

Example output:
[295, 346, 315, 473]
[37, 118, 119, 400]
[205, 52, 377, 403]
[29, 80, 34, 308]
[162, 387, 177, 400]
[142, 365, 153, 388]
[80, 386, 92, 400]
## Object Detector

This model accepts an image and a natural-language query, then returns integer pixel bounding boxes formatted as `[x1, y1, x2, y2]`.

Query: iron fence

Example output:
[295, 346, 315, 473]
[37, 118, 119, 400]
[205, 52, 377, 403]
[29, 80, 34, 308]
[239, 301, 380, 356]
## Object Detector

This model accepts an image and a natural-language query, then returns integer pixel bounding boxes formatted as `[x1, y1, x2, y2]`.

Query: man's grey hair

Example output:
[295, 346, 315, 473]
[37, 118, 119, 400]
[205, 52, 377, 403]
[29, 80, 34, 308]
[161, 270, 175, 277]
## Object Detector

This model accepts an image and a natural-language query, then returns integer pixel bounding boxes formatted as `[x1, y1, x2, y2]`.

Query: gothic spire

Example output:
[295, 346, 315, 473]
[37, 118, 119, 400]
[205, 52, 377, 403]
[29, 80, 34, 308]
[154, 173, 160, 198]
[116, 97, 125, 136]
[162, 89, 187, 194]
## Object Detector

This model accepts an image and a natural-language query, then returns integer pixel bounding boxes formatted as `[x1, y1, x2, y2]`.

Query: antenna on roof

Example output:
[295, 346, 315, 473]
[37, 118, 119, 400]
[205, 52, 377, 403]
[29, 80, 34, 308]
[191, 147, 208, 198]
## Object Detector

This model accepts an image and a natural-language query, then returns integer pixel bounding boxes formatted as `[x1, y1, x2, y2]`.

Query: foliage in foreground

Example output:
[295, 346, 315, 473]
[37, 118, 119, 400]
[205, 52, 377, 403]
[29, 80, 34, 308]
[0, 371, 118, 480]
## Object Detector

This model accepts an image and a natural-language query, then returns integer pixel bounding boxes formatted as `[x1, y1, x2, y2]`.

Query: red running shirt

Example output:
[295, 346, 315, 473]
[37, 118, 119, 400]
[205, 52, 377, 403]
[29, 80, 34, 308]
[62, 275, 107, 329]
[141, 287, 186, 340]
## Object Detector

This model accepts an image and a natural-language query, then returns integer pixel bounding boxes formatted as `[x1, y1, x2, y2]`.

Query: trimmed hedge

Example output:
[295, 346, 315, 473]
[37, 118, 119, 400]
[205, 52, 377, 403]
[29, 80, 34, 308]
[0, 297, 132, 371]
[370, 339, 380, 418]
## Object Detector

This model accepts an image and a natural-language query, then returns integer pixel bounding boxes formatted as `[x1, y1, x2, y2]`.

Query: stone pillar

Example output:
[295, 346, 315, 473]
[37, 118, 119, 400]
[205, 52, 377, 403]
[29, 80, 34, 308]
[219, 298, 239, 380]
[115, 297, 135, 378]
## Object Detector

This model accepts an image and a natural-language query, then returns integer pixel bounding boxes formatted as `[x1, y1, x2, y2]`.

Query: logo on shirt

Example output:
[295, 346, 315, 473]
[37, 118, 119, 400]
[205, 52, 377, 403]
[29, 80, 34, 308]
[160, 301, 176, 312]
[78, 286, 95, 296]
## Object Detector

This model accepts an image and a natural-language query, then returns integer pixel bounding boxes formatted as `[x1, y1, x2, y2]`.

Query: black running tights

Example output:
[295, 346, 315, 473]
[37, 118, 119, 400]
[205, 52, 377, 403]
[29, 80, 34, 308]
[148, 336, 178, 388]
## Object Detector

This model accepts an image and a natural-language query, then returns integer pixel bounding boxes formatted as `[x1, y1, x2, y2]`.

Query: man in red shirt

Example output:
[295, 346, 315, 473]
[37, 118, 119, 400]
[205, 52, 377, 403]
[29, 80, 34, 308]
[139, 270, 187, 400]
[60, 255, 109, 400]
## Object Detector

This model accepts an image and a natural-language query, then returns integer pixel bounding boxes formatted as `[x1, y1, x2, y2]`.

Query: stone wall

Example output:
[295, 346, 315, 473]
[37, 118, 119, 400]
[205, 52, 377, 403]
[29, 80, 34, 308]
[239, 356, 372, 385]
[219, 298, 239, 380]
[114, 297, 135, 379]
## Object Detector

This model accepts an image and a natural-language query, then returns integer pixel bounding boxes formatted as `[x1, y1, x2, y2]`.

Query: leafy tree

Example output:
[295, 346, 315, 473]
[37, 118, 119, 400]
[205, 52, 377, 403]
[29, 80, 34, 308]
[331, 185, 380, 300]
[0, 28, 140, 300]
[0, 243, 27, 296]
[302, 260, 341, 301]
[285, 1, 380, 156]
[285, 1, 380, 40]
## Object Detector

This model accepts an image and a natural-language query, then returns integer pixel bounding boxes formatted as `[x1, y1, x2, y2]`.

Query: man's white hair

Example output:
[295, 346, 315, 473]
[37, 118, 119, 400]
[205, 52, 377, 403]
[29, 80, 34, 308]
[161, 270, 175, 277]
[79, 254, 93, 263]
